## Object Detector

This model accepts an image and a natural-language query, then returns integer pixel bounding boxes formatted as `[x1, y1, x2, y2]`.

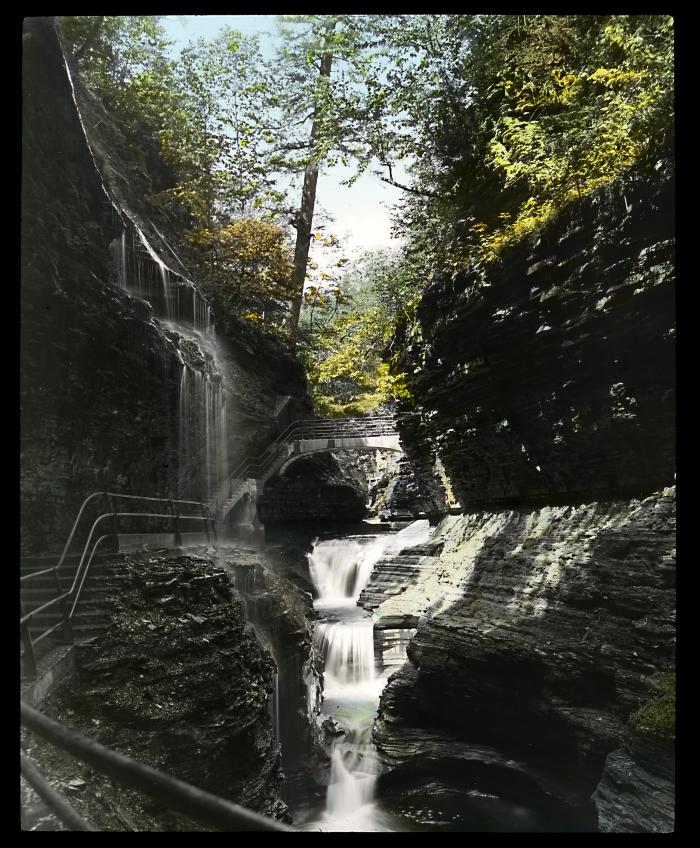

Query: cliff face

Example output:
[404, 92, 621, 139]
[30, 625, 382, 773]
[21, 18, 312, 827]
[396, 163, 674, 510]
[21, 18, 311, 555]
[368, 165, 675, 831]
[367, 490, 675, 829]
[259, 452, 369, 523]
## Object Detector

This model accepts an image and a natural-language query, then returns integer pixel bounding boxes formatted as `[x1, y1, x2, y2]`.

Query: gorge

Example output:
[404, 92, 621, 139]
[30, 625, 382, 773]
[21, 15, 675, 834]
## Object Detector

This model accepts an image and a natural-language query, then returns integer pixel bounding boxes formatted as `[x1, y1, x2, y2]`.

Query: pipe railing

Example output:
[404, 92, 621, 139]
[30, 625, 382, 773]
[25, 492, 215, 582]
[21, 703, 294, 832]
[21, 494, 217, 679]
[21, 751, 96, 831]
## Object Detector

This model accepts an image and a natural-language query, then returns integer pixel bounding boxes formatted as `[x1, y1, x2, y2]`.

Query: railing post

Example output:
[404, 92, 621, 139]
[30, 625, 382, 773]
[106, 495, 119, 552]
[202, 503, 216, 543]
[200, 500, 210, 543]
[20, 601, 37, 680]
[169, 499, 183, 547]
[55, 569, 74, 644]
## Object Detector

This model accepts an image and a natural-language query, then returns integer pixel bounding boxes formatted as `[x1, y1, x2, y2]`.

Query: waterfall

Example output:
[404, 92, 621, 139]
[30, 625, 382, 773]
[308, 520, 430, 830]
[175, 365, 227, 501]
[315, 619, 376, 687]
[106, 217, 226, 501]
[64, 51, 227, 504]
[309, 520, 430, 608]
[178, 365, 191, 496]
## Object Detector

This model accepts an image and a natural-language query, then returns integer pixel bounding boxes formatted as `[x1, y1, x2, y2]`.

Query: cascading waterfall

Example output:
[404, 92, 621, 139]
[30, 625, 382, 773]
[177, 365, 228, 501]
[178, 365, 191, 496]
[107, 216, 224, 502]
[307, 520, 430, 830]
[64, 50, 228, 504]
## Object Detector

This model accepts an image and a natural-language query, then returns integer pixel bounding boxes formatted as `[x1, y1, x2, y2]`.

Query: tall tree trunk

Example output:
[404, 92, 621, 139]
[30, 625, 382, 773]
[288, 20, 336, 349]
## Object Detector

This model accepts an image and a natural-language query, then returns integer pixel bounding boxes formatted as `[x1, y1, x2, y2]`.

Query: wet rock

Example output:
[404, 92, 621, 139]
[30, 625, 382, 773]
[369, 489, 675, 831]
[592, 731, 674, 832]
[394, 163, 674, 511]
[42, 552, 289, 826]
[20, 18, 312, 556]
[259, 452, 368, 523]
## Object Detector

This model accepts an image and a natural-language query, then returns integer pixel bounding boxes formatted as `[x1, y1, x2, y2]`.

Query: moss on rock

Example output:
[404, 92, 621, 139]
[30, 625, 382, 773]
[631, 672, 675, 739]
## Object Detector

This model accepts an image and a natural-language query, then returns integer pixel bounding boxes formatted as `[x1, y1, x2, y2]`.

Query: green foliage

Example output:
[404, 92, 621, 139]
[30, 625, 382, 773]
[299, 250, 420, 415]
[160, 30, 293, 227]
[363, 15, 674, 278]
[58, 16, 177, 140]
[473, 15, 674, 263]
[57, 15, 674, 398]
[185, 219, 294, 329]
[58, 16, 298, 331]
[630, 672, 675, 739]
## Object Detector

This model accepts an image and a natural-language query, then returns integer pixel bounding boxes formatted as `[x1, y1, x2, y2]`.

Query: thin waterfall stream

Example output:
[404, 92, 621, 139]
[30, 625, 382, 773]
[304, 521, 431, 831]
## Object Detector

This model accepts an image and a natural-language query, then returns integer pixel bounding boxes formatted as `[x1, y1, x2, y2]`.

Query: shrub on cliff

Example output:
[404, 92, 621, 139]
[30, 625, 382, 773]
[631, 672, 675, 739]
[185, 219, 295, 331]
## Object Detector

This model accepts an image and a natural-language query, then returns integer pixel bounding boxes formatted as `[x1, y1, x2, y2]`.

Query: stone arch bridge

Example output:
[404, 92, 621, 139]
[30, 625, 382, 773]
[208, 416, 401, 525]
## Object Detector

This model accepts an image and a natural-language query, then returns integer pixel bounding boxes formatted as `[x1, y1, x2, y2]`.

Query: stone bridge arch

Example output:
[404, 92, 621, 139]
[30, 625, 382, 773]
[276, 439, 402, 478]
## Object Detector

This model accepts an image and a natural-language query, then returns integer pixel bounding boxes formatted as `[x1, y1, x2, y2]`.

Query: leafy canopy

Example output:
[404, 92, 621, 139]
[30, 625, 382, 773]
[299, 250, 421, 416]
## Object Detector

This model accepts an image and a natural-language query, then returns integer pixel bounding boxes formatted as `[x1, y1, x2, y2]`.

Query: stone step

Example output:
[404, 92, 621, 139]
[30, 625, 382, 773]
[21, 591, 111, 610]
[28, 607, 109, 623]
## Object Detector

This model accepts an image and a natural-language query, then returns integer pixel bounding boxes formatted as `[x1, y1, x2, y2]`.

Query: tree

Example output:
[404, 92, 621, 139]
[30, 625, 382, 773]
[161, 29, 291, 229]
[300, 250, 421, 415]
[279, 17, 337, 348]
[185, 219, 295, 328]
[58, 16, 177, 138]
[361, 15, 674, 277]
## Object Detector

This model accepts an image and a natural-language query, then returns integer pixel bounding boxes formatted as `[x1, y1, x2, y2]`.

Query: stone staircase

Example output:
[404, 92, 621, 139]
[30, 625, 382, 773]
[21, 554, 112, 656]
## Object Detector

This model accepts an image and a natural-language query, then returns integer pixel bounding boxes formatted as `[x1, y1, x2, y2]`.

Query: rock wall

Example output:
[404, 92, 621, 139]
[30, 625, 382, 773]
[223, 546, 330, 809]
[259, 448, 435, 525]
[366, 489, 675, 830]
[370, 164, 676, 831]
[21, 18, 310, 554]
[395, 163, 674, 510]
[34, 552, 289, 827]
[259, 452, 370, 523]
[371, 455, 446, 522]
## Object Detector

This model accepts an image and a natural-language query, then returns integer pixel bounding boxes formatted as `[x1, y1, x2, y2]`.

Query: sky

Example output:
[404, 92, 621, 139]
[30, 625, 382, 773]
[160, 14, 408, 265]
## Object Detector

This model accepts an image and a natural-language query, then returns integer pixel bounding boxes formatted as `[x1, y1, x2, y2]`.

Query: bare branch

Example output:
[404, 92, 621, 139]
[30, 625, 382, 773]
[379, 175, 441, 198]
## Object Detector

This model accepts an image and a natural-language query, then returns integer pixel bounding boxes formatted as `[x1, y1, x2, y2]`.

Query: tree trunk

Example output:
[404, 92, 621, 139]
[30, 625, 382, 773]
[287, 21, 336, 349]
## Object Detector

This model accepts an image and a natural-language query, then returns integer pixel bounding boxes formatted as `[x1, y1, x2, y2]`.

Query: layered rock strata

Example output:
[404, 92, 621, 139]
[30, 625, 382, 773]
[222, 546, 330, 807]
[365, 488, 675, 830]
[31, 552, 289, 829]
[394, 163, 674, 510]
[21, 18, 310, 554]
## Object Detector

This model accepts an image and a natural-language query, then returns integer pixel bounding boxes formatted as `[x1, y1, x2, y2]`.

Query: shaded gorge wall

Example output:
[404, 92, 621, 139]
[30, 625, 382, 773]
[21, 18, 310, 554]
[395, 161, 675, 511]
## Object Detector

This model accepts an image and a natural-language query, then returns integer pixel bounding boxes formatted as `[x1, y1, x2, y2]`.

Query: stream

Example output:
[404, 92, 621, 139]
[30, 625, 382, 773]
[259, 521, 597, 833]
[301, 520, 429, 831]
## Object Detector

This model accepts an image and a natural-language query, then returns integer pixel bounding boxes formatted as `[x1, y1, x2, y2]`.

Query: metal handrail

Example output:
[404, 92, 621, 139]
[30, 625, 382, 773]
[21, 751, 96, 831]
[20, 495, 218, 679]
[21, 702, 294, 831]
[21, 512, 212, 624]
[29, 492, 212, 582]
